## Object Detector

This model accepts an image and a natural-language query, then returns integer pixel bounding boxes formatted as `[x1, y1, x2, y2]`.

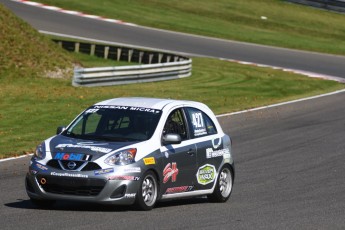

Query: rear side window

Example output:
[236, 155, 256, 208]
[185, 107, 217, 138]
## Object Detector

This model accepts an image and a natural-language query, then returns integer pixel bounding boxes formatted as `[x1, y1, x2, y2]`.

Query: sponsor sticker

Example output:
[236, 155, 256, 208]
[55, 144, 112, 154]
[35, 163, 48, 171]
[143, 157, 156, 165]
[123, 167, 141, 173]
[124, 193, 136, 198]
[206, 148, 230, 159]
[94, 168, 114, 175]
[165, 186, 193, 194]
[107, 175, 140, 181]
[54, 152, 85, 161]
[196, 164, 216, 185]
[163, 162, 179, 183]
[51, 172, 88, 178]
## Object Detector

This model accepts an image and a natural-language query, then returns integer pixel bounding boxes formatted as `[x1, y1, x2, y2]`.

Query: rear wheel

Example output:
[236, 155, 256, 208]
[134, 171, 158, 211]
[208, 165, 233, 202]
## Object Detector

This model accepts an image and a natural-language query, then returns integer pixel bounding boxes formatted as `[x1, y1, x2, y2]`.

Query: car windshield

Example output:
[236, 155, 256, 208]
[62, 105, 162, 142]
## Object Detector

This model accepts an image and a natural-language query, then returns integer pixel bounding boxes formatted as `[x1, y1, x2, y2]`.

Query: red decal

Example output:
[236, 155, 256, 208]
[63, 154, 70, 160]
[163, 162, 179, 183]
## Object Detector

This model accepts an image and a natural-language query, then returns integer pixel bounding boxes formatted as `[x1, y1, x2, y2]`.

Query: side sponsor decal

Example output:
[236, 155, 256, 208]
[165, 186, 194, 194]
[163, 162, 179, 183]
[50, 172, 88, 178]
[143, 157, 156, 165]
[94, 168, 114, 175]
[206, 148, 230, 159]
[196, 164, 216, 185]
[107, 175, 140, 181]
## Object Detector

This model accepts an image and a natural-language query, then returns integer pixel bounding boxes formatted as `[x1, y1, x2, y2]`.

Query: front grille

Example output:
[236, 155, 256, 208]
[47, 160, 101, 171]
[37, 175, 107, 196]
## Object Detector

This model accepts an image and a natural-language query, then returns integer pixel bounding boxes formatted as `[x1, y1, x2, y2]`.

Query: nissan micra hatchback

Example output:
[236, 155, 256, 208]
[26, 97, 234, 210]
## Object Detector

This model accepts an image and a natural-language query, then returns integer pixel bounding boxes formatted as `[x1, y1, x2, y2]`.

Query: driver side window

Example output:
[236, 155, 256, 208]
[163, 109, 188, 140]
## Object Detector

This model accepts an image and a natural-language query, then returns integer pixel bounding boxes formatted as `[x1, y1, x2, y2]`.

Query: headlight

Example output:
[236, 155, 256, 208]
[104, 148, 136, 166]
[34, 143, 46, 160]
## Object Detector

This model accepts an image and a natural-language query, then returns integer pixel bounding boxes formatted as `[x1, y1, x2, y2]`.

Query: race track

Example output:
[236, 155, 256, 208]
[1, 0, 345, 229]
[1, 91, 345, 229]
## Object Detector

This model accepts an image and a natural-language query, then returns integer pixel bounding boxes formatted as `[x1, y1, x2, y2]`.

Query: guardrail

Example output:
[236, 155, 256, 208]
[286, 0, 345, 13]
[52, 39, 192, 87]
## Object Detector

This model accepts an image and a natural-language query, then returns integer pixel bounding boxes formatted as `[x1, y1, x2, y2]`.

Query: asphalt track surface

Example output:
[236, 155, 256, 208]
[1, 1, 345, 229]
[1, 91, 345, 230]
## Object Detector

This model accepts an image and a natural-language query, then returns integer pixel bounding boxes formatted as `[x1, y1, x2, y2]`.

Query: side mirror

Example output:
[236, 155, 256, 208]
[162, 133, 182, 145]
[56, 126, 66, 135]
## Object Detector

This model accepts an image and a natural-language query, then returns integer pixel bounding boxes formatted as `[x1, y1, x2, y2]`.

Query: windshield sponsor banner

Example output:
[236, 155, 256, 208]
[51, 172, 88, 178]
[93, 105, 161, 114]
[55, 144, 113, 154]
[196, 164, 216, 185]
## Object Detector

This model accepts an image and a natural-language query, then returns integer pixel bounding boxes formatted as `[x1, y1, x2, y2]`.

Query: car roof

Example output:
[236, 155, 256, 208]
[94, 97, 207, 111]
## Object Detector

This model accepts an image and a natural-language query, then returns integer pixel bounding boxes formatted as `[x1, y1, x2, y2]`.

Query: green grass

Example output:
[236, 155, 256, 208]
[0, 57, 343, 157]
[34, 0, 345, 55]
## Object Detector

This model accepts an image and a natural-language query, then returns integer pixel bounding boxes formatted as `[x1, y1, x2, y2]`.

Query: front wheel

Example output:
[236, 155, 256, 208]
[134, 171, 158, 211]
[208, 165, 233, 202]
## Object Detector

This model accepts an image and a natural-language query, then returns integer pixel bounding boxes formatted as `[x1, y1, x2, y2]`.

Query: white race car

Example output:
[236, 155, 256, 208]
[26, 97, 234, 210]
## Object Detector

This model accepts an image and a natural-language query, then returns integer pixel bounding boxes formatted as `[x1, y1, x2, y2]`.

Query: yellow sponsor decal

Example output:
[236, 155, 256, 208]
[143, 157, 156, 165]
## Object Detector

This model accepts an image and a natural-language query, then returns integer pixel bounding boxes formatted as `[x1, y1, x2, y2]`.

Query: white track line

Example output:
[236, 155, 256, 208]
[0, 154, 33, 163]
[217, 88, 345, 117]
[11, 0, 137, 26]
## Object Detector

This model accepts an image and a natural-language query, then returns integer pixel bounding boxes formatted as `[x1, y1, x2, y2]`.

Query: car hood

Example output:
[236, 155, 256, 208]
[48, 135, 137, 161]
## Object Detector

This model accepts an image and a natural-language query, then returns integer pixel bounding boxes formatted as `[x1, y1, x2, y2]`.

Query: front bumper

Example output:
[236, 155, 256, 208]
[26, 161, 141, 205]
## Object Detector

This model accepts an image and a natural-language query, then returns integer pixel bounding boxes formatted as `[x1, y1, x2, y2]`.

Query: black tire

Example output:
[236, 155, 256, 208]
[134, 171, 158, 211]
[208, 165, 233, 202]
[30, 198, 56, 208]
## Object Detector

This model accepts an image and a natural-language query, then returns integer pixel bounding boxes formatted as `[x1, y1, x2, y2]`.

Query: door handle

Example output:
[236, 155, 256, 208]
[187, 149, 195, 156]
